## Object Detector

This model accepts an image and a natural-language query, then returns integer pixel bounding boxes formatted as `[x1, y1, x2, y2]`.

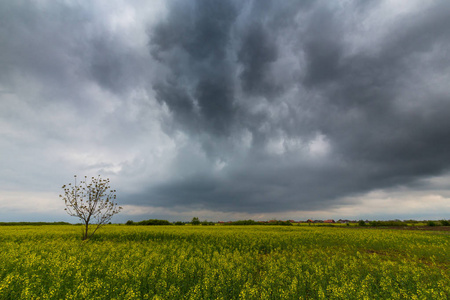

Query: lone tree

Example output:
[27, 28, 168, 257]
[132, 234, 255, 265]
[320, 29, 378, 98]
[60, 175, 122, 240]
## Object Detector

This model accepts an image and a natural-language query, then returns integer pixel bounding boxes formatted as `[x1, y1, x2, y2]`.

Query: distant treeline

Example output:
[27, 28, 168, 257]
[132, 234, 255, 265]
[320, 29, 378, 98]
[2, 220, 448, 227]
[124, 219, 450, 226]
[0, 222, 71, 226]
[126, 219, 172, 226]
[366, 221, 407, 227]
[125, 219, 293, 226]
[360, 220, 450, 227]
[223, 220, 293, 226]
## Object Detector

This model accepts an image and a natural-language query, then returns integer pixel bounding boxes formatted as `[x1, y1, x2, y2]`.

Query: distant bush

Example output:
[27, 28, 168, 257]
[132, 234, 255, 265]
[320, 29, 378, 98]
[440, 220, 450, 226]
[358, 220, 366, 226]
[271, 220, 293, 226]
[224, 220, 259, 225]
[0, 222, 71, 226]
[191, 217, 201, 225]
[173, 221, 185, 225]
[403, 219, 420, 224]
[224, 220, 292, 226]
[201, 220, 215, 226]
[427, 221, 436, 227]
[368, 221, 406, 227]
[127, 219, 172, 226]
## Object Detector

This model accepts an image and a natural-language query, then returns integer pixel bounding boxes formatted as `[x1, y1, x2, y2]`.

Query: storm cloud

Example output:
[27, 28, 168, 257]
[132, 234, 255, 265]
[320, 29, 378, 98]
[1, 0, 450, 221]
[144, 0, 450, 212]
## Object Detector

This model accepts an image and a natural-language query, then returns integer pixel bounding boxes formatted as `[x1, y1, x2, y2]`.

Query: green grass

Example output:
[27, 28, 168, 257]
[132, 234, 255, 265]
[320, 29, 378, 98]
[0, 225, 448, 299]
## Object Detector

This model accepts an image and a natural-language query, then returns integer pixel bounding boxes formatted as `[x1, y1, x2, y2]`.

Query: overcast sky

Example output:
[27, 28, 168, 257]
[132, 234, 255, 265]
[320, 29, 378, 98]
[1, 0, 450, 222]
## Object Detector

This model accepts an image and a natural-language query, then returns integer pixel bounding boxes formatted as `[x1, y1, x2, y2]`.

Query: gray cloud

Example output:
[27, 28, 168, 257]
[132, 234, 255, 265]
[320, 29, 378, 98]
[238, 22, 278, 96]
[143, 0, 450, 213]
[1, 0, 450, 220]
[150, 0, 238, 136]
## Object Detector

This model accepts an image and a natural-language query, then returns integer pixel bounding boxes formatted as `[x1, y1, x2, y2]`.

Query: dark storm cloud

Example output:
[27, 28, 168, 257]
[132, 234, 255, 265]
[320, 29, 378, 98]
[143, 0, 450, 212]
[238, 22, 278, 96]
[2, 0, 450, 218]
[150, 0, 239, 136]
[308, 2, 450, 182]
[131, 152, 376, 213]
[302, 7, 342, 86]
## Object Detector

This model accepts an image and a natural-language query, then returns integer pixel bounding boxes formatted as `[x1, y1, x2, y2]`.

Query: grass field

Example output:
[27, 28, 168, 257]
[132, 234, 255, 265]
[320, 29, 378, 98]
[0, 225, 448, 299]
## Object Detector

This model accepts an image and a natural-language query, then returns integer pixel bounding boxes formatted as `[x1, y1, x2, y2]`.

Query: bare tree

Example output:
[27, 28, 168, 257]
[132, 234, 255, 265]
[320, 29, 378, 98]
[60, 175, 122, 240]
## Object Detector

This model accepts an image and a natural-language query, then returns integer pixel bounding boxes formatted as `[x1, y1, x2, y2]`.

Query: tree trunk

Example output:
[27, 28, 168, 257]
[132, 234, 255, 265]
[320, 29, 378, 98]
[83, 222, 89, 240]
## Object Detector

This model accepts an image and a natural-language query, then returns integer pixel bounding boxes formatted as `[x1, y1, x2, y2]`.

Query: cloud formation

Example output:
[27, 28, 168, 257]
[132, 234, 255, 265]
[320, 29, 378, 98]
[1, 0, 450, 221]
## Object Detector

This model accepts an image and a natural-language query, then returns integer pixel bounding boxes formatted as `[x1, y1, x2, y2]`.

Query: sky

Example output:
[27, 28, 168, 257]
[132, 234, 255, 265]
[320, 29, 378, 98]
[1, 0, 450, 223]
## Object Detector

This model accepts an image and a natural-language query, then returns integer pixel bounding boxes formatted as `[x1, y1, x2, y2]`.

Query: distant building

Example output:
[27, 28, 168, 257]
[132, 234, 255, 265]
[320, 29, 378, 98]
[324, 219, 335, 223]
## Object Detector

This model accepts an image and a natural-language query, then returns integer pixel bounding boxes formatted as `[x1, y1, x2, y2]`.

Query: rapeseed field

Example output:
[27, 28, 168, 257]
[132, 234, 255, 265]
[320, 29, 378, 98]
[0, 225, 448, 299]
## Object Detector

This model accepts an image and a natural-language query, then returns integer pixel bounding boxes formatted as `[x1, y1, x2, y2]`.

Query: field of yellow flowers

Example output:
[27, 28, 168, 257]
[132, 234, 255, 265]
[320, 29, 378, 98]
[0, 225, 448, 299]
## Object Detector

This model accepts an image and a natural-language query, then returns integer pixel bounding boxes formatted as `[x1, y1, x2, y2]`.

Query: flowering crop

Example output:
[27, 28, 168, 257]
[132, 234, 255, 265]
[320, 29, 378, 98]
[0, 225, 448, 299]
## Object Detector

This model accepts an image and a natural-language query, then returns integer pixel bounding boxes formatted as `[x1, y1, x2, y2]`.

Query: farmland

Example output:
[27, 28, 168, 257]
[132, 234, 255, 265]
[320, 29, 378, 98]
[0, 225, 448, 299]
